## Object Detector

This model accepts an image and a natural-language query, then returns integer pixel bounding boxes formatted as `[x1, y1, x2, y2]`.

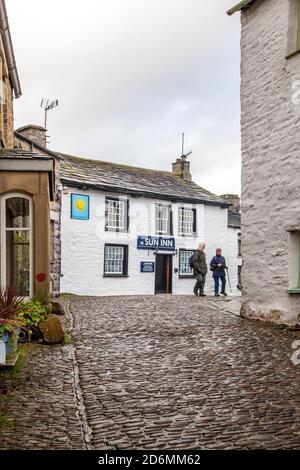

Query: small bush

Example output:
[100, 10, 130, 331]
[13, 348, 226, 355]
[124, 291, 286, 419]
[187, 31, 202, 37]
[18, 299, 48, 338]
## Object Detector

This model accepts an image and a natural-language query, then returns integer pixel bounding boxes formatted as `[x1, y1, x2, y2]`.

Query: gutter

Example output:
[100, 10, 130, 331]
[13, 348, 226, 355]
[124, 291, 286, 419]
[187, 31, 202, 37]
[61, 177, 229, 208]
[0, 0, 22, 98]
[226, 0, 255, 16]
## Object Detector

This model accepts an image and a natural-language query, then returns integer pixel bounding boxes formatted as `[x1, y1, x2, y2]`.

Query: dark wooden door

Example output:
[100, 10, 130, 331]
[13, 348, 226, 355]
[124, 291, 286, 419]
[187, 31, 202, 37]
[155, 254, 173, 294]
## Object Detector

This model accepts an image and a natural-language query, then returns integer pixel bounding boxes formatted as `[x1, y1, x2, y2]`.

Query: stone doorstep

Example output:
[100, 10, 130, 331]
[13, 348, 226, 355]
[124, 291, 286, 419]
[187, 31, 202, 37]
[0, 353, 19, 368]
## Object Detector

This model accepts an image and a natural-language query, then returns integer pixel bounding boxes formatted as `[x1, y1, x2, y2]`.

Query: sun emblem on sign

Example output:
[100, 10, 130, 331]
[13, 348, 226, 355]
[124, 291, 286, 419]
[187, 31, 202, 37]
[76, 199, 85, 212]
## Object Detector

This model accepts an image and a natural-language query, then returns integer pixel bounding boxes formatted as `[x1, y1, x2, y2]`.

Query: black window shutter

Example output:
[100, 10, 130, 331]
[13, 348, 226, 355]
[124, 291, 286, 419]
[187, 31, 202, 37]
[193, 209, 197, 235]
[123, 246, 129, 275]
[169, 206, 173, 236]
[126, 199, 130, 233]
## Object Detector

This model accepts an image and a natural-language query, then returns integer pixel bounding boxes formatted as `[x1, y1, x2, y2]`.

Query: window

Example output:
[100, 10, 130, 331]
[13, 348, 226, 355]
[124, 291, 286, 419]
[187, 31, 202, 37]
[155, 204, 172, 235]
[288, 230, 300, 293]
[297, 0, 300, 50]
[238, 233, 242, 257]
[179, 249, 195, 277]
[1, 194, 32, 297]
[178, 207, 196, 237]
[105, 197, 129, 232]
[104, 245, 128, 276]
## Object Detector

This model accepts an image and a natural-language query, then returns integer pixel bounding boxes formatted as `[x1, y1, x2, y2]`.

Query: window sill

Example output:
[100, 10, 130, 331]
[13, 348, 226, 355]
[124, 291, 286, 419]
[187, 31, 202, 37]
[286, 48, 300, 60]
[288, 288, 300, 294]
[103, 275, 129, 278]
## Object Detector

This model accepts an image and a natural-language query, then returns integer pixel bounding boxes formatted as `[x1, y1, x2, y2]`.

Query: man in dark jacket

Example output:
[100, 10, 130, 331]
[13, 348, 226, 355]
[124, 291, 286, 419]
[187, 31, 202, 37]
[210, 248, 227, 297]
[193, 243, 208, 297]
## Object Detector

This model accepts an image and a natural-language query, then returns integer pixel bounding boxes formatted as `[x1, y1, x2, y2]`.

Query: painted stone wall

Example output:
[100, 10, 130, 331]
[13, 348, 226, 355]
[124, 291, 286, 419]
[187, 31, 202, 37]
[240, 0, 300, 324]
[60, 188, 240, 297]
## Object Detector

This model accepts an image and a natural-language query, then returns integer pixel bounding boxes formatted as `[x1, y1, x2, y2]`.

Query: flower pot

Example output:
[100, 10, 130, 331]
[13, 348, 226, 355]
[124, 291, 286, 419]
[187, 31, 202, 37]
[1, 330, 19, 356]
[0, 340, 6, 364]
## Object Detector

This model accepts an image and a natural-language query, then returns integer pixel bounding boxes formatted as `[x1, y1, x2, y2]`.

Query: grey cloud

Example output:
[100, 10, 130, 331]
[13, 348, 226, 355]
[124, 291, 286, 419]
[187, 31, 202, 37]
[8, 0, 241, 195]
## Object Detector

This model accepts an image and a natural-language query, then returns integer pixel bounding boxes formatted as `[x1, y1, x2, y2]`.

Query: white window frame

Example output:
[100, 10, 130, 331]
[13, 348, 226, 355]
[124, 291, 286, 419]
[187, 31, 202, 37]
[155, 204, 170, 235]
[105, 198, 127, 231]
[178, 207, 195, 237]
[0, 193, 33, 298]
[179, 249, 194, 277]
[104, 244, 128, 276]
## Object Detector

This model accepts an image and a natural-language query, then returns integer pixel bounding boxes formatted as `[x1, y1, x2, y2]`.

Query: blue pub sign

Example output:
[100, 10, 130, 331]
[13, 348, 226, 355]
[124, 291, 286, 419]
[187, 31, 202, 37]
[137, 236, 176, 251]
[140, 262, 155, 273]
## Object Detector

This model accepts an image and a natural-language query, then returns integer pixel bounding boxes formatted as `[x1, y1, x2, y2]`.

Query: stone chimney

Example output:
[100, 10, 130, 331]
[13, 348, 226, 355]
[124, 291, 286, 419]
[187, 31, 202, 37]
[15, 125, 47, 148]
[172, 157, 192, 181]
[221, 194, 241, 214]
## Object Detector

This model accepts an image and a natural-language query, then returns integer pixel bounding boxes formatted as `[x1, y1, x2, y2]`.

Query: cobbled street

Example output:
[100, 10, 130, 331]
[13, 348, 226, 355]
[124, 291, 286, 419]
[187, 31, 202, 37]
[1, 296, 300, 450]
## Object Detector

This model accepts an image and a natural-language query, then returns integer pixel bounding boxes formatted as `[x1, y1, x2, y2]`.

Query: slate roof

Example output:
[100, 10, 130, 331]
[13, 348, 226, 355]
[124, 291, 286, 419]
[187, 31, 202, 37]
[228, 211, 241, 229]
[14, 131, 62, 160]
[60, 153, 227, 206]
[0, 148, 53, 161]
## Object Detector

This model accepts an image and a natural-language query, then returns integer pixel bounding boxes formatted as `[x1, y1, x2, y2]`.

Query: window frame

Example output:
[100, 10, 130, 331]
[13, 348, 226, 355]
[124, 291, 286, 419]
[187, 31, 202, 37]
[178, 207, 197, 238]
[0, 193, 33, 298]
[297, 0, 300, 51]
[103, 244, 129, 278]
[155, 204, 173, 236]
[178, 249, 195, 279]
[238, 232, 242, 257]
[105, 197, 129, 233]
[288, 229, 300, 294]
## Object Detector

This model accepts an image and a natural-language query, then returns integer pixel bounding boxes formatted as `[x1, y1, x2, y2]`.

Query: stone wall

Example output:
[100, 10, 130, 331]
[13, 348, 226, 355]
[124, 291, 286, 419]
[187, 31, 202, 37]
[240, 0, 300, 325]
[3, 78, 14, 148]
[14, 133, 62, 297]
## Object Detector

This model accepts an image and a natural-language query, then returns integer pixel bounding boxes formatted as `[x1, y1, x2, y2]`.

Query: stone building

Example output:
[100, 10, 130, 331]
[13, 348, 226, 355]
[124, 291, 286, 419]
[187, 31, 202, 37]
[14, 125, 62, 297]
[0, 0, 55, 302]
[228, 0, 300, 325]
[59, 153, 241, 297]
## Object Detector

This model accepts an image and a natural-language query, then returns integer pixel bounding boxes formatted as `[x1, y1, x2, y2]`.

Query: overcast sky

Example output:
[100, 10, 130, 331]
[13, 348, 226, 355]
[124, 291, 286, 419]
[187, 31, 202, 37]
[8, 0, 241, 195]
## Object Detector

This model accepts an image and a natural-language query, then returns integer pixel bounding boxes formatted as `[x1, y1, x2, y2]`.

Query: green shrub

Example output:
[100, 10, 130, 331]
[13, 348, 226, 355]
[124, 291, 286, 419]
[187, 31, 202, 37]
[18, 299, 48, 337]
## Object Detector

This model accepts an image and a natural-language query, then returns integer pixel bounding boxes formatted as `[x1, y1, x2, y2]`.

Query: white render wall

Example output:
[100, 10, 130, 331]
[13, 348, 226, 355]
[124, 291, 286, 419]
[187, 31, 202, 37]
[60, 188, 241, 297]
[240, 0, 300, 324]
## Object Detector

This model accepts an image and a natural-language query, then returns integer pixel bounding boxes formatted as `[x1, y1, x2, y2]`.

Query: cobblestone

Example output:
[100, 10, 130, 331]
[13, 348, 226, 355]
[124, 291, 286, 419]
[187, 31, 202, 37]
[1, 295, 300, 450]
[71, 295, 300, 450]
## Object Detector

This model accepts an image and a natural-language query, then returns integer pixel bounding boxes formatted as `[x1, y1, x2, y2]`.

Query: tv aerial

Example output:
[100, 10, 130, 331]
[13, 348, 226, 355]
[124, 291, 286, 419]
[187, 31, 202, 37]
[181, 133, 192, 160]
[40, 99, 59, 129]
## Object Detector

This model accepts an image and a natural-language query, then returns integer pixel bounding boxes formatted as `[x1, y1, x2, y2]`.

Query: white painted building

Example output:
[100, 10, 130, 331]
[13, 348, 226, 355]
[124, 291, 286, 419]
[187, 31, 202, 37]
[228, 0, 300, 325]
[60, 153, 241, 297]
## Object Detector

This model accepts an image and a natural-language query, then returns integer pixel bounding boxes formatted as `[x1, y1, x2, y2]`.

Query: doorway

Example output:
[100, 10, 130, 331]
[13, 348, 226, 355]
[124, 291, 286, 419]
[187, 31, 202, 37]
[155, 254, 173, 294]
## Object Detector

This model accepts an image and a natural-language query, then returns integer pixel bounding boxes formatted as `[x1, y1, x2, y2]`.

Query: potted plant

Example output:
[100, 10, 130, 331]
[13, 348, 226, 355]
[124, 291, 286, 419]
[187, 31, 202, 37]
[0, 286, 23, 362]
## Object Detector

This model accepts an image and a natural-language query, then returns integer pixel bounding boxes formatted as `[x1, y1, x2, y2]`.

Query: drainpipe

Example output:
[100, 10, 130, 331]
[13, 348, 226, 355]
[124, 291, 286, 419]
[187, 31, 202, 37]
[0, 0, 22, 98]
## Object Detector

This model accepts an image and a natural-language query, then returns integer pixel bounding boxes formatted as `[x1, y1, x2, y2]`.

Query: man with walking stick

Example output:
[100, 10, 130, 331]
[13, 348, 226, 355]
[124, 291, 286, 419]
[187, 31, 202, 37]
[210, 248, 228, 297]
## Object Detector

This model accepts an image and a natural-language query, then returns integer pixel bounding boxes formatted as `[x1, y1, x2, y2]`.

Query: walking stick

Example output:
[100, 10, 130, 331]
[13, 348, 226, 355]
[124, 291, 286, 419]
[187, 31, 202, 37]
[226, 267, 233, 293]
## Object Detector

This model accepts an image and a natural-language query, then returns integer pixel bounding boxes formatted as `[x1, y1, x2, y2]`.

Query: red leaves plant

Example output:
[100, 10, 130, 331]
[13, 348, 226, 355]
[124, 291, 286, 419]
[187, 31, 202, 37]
[0, 286, 24, 320]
